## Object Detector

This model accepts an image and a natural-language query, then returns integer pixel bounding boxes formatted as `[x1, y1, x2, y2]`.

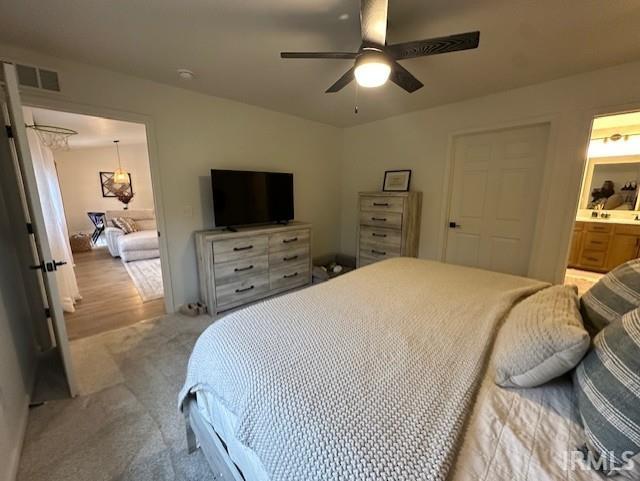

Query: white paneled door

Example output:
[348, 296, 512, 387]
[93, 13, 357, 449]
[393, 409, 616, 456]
[445, 123, 550, 276]
[2, 62, 77, 396]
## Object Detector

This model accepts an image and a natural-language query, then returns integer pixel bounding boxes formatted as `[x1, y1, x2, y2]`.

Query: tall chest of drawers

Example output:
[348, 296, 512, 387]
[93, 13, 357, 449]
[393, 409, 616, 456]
[196, 222, 312, 314]
[357, 192, 422, 268]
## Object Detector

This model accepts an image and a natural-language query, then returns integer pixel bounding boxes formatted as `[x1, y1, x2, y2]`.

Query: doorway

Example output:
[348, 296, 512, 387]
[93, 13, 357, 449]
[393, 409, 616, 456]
[444, 123, 550, 276]
[23, 106, 166, 339]
[564, 110, 640, 294]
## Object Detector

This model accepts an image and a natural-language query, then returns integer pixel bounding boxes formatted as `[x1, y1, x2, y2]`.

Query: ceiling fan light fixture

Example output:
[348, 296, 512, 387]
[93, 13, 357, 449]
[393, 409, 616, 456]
[354, 51, 391, 88]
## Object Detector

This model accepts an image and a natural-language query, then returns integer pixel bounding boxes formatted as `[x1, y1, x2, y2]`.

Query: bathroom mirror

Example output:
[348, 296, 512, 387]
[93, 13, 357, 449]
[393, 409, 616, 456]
[585, 162, 640, 211]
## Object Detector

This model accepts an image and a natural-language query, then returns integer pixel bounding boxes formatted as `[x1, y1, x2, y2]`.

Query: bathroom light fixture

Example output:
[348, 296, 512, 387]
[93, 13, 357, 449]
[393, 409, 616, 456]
[589, 133, 640, 157]
[112, 140, 130, 185]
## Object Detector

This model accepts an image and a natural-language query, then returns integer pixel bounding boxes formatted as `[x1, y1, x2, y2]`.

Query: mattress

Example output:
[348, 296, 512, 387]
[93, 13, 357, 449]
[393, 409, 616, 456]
[195, 367, 603, 481]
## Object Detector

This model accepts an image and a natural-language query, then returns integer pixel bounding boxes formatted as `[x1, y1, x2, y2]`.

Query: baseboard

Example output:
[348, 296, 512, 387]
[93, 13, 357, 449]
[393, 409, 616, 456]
[5, 357, 37, 481]
[3, 392, 30, 481]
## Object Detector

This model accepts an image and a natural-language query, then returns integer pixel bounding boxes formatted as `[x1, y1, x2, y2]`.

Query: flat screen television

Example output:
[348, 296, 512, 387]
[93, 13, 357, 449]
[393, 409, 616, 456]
[211, 169, 294, 228]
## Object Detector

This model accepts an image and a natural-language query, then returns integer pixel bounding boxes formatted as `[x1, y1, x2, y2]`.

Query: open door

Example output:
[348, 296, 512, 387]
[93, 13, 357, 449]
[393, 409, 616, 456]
[1, 62, 77, 397]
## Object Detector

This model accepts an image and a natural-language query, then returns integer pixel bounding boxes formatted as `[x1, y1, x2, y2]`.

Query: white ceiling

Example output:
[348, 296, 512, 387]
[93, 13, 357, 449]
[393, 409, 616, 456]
[29, 107, 147, 149]
[2, 0, 640, 127]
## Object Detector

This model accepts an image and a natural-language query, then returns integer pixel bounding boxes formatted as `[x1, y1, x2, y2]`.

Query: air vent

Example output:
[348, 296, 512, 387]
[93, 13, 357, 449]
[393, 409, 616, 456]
[38, 69, 60, 91]
[16, 64, 39, 88]
[0, 62, 61, 92]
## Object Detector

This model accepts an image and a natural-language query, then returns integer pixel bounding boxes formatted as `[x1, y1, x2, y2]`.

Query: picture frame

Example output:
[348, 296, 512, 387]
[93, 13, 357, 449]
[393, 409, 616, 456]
[383, 170, 411, 192]
[100, 171, 133, 198]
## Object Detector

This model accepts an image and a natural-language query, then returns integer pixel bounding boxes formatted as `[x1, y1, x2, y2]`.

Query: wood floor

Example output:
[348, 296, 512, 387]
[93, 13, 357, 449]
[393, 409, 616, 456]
[65, 247, 165, 340]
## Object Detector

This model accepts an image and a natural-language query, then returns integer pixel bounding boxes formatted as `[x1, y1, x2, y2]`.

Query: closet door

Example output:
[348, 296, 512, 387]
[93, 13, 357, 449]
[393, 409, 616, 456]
[1, 62, 77, 397]
[445, 123, 550, 276]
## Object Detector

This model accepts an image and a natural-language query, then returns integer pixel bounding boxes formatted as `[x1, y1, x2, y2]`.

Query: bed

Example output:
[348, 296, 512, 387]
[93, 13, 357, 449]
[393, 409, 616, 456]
[179, 258, 603, 481]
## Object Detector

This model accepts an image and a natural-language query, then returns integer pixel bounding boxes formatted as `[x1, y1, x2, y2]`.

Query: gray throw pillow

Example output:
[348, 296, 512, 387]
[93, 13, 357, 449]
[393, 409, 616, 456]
[493, 285, 590, 388]
[573, 307, 640, 477]
[580, 258, 640, 334]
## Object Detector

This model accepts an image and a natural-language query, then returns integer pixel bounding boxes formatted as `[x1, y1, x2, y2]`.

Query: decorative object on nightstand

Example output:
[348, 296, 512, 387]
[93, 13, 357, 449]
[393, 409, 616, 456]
[383, 169, 411, 192]
[357, 191, 422, 268]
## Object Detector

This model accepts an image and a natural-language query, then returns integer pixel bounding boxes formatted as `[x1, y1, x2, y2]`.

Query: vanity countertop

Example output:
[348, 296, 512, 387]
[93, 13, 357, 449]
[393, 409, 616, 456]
[576, 216, 640, 225]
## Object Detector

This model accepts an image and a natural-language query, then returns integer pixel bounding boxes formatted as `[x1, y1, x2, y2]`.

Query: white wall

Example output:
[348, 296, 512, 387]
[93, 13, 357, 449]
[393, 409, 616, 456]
[0, 170, 37, 481]
[340, 60, 640, 283]
[54, 144, 155, 234]
[6, 41, 640, 305]
[0, 43, 343, 310]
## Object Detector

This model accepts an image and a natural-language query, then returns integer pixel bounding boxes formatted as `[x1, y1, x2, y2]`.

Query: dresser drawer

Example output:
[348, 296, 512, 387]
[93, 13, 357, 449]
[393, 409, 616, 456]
[359, 225, 402, 249]
[579, 250, 606, 269]
[214, 255, 269, 285]
[583, 232, 609, 252]
[360, 237, 401, 257]
[269, 229, 310, 253]
[614, 224, 640, 236]
[269, 245, 309, 267]
[359, 250, 398, 267]
[269, 260, 309, 291]
[213, 235, 268, 263]
[359, 211, 402, 229]
[359, 243, 399, 263]
[359, 196, 404, 213]
[215, 273, 269, 310]
[358, 255, 379, 268]
[585, 222, 612, 234]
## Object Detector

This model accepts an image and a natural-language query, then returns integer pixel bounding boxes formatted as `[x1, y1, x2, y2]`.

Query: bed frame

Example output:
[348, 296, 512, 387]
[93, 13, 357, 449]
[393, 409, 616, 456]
[184, 397, 246, 481]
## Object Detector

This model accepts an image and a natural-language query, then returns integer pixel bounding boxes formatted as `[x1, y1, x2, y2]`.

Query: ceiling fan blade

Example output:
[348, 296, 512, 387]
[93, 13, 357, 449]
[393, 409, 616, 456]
[387, 31, 480, 60]
[360, 0, 388, 46]
[326, 68, 355, 93]
[390, 62, 423, 93]
[280, 52, 358, 59]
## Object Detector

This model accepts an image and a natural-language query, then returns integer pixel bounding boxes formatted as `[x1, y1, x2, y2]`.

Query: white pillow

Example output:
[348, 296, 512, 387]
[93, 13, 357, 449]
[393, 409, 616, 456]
[493, 285, 590, 388]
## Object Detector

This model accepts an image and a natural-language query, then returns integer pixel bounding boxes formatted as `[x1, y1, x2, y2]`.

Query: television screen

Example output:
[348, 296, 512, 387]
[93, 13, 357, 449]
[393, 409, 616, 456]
[211, 169, 294, 227]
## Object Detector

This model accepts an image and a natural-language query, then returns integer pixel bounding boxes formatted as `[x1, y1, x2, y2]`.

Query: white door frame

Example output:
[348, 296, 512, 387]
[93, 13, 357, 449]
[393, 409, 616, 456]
[438, 115, 558, 279]
[551, 100, 640, 284]
[16, 94, 175, 313]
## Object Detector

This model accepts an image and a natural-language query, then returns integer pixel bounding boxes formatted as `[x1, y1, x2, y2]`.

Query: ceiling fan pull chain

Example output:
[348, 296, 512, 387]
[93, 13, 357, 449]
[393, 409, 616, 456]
[354, 82, 359, 114]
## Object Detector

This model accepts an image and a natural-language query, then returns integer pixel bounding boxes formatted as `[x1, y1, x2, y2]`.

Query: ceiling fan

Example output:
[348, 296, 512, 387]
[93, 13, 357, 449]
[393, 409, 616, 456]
[281, 0, 480, 93]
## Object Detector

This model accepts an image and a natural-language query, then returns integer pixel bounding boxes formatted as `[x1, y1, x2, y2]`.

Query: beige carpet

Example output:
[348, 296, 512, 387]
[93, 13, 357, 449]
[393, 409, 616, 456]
[17, 314, 218, 481]
[564, 268, 603, 296]
[124, 258, 164, 302]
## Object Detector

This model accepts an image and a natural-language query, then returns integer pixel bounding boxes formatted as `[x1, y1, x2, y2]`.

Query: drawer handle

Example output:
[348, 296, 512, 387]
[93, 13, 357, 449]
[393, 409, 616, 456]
[585, 257, 599, 262]
[283, 272, 299, 279]
[283, 237, 298, 244]
[371, 217, 387, 222]
[373, 202, 389, 207]
[591, 241, 603, 245]
[371, 249, 386, 256]
[372, 232, 387, 238]
[233, 245, 253, 251]
[235, 285, 255, 293]
[234, 265, 254, 272]
[283, 255, 298, 262]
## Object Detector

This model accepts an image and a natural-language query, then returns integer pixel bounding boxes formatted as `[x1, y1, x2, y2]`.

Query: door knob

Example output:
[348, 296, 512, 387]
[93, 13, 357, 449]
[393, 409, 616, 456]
[449, 222, 461, 229]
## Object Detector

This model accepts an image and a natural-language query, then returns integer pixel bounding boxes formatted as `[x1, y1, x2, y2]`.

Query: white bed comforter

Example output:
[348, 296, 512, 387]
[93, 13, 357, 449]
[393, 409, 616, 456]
[179, 258, 546, 481]
[451, 366, 604, 481]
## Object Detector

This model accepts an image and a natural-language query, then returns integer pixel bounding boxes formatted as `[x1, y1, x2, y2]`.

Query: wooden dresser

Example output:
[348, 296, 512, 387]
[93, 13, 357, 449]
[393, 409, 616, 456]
[357, 191, 422, 268]
[568, 220, 640, 272]
[196, 222, 312, 314]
